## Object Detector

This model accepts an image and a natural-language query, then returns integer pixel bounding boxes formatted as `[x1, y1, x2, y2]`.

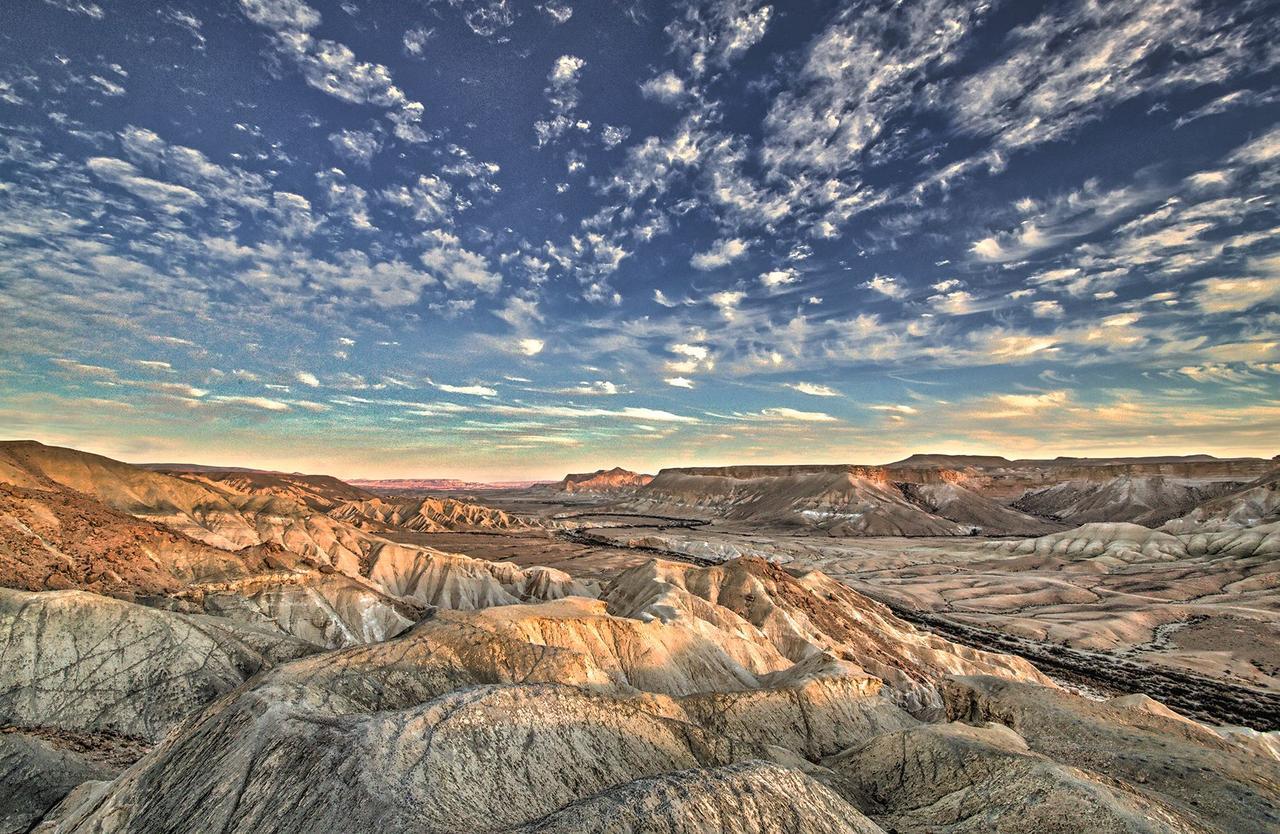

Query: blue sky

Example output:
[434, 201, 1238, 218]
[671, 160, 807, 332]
[1, 0, 1277, 478]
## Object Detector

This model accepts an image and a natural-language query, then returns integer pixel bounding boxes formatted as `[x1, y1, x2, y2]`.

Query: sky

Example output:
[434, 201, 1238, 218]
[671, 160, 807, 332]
[1, 0, 1278, 479]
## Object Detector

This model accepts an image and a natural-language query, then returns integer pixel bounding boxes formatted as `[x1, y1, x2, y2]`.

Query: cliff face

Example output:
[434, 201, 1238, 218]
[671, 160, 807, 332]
[628, 456, 1275, 534]
[654, 456, 1274, 498]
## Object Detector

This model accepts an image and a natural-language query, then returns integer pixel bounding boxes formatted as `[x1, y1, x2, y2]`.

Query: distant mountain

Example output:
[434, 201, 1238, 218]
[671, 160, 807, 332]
[557, 466, 654, 493]
[350, 478, 554, 493]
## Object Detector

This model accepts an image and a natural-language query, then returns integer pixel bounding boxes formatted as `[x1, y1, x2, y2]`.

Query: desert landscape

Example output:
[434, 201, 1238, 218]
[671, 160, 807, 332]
[3, 439, 1279, 833]
[5, 0, 1279, 830]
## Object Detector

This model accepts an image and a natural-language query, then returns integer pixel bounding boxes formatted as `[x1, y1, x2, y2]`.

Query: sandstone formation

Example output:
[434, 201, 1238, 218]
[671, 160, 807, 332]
[605, 557, 1052, 713]
[1161, 469, 1280, 532]
[172, 571, 421, 648]
[626, 466, 1054, 535]
[0, 441, 596, 645]
[557, 466, 654, 493]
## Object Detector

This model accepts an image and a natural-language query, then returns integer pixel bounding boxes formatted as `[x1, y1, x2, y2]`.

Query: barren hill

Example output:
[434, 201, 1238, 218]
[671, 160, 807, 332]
[154, 466, 377, 511]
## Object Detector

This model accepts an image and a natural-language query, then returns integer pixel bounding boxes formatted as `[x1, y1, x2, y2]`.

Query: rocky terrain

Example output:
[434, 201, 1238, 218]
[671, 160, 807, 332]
[329, 495, 522, 532]
[2, 439, 1278, 833]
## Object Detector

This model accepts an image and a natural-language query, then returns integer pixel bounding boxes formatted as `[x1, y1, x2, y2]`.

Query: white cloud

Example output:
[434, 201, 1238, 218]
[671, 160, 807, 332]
[993, 390, 1070, 412]
[640, 71, 686, 103]
[276, 32, 406, 107]
[1192, 258, 1280, 313]
[928, 289, 975, 315]
[238, 0, 320, 31]
[316, 167, 373, 229]
[329, 129, 381, 164]
[541, 1, 573, 24]
[1031, 299, 1064, 318]
[535, 55, 587, 146]
[571, 380, 619, 395]
[786, 382, 840, 397]
[709, 289, 746, 319]
[753, 407, 837, 423]
[86, 157, 205, 212]
[296, 371, 320, 387]
[434, 381, 497, 396]
[518, 338, 545, 356]
[665, 376, 695, 388]
[861, 274, 906, 299]
[600, 124, 631, 149]
[402, 26, 433, 57]
[760, 268, 797, 289]
[211, 395, 292, 411]
[666, 342, 714, 375]
[419, 230, 502, 293]
[43, 0, 104, 19]
[691, 238, 748, 270]
[88, 75, 126, 96]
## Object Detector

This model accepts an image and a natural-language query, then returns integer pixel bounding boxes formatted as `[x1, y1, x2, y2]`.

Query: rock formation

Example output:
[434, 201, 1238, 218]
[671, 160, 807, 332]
[329, 495, 521, 532]
[557, 466, 654, 493]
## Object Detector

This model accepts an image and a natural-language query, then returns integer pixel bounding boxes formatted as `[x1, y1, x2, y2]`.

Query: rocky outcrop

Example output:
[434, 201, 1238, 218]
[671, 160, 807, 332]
[174, 572, 421, 648]
[0, 588, 316, 740]
[629, 468, 971, 534]
[990, 520, 1280, 563]
[0, 477, 286, 597]
[47, 593, 906, 834]
[557, 466, 654, 493]
[0, 442, 596, 627]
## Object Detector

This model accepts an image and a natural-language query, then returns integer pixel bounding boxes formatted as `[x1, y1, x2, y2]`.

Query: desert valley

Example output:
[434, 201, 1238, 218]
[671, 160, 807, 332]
[2, 439, 1278, 833]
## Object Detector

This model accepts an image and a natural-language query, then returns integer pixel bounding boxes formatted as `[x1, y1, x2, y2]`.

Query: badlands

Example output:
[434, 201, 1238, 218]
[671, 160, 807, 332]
[2, 440, 1279, 833]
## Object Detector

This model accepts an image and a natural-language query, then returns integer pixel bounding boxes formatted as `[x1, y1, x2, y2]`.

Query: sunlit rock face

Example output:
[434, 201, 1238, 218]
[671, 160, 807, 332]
[605, 556, 1052, 714]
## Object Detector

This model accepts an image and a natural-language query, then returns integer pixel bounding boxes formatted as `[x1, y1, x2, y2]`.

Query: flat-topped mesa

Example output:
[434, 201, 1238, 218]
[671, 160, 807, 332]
[653, 455, 1275, 495]
[558, 466, 654, 493]
[652, 464, 968, 484]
